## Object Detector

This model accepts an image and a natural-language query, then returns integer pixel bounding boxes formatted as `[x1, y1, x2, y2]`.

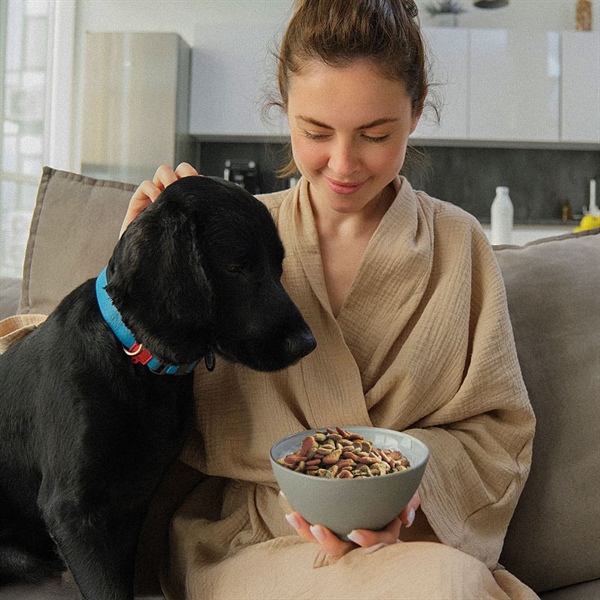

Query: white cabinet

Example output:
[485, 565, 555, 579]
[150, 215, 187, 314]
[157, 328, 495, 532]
[561, 32, 600, 144]
[188, 21, 598, 147]
[469, 30, 560, 142]
[412, 28, 469, 139]
[189, 17, 288, 139]
[413, 28, 562, 144]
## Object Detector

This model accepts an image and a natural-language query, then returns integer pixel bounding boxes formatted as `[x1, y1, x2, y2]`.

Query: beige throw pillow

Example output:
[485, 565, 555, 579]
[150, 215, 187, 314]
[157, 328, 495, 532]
[19, 167, 136, 315]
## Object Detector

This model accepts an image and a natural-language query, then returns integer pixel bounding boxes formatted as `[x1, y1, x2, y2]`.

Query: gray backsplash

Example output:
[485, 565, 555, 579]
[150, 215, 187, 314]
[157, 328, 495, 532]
[196, 141, 600, 224]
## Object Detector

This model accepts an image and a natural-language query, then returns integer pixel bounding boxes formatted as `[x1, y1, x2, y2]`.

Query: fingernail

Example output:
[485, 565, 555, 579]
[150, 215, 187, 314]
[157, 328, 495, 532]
[285, 513, 301, 530]
[406, 507, 416, 528]
[347, 530, 366, 545]
[309, 524, 327, 543]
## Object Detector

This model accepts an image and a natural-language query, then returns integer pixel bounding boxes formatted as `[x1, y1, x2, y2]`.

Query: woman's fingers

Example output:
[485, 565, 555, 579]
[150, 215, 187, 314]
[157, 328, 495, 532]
[120, 163, 200, 235]
[152, 162, 199, 189]
[174, 162, 200, 178]
[285, 512, 355, 559]
[399, 490, 420, 528]
[308, 523, 356, 560]
[347, 516, 403, 548]
[120, 180, 161, 236]
[152, 164, 178, 190]
[284, 490, 423, 559]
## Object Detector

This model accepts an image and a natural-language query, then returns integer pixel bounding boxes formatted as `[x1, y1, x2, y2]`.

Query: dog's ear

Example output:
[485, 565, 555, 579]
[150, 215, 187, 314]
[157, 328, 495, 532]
[105, 199, 216, 361]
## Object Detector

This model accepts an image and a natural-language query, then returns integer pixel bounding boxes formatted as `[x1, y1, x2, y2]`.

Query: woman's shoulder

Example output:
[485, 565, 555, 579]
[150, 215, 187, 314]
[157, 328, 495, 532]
[411, 186, 485, 240]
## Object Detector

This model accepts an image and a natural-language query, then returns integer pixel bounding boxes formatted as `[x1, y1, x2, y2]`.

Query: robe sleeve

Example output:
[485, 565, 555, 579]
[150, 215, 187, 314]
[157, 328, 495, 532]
[405, 226, 535, 569]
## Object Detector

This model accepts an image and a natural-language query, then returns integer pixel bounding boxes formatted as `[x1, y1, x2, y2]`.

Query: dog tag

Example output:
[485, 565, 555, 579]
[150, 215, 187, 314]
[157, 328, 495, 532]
[205, 349, 216, 372]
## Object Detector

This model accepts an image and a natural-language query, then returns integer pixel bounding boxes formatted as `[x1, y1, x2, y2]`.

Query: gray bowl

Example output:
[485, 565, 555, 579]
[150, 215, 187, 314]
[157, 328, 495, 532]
[270, 426, 429, 540]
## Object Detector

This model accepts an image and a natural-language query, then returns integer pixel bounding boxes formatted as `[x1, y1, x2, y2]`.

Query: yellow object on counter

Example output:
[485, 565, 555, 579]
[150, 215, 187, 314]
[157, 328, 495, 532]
[573, 215, 600, 232]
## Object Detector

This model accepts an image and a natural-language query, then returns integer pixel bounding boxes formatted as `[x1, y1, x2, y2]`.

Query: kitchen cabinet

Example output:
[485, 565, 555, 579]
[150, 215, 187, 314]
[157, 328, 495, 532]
[412, 28, 562, 145]
[189, 18, 288, 139]
[412, 28, 469, 139]
[561, 32, 600, 144]
[469, 30, 560, 143]
[188, 22, 597, 148]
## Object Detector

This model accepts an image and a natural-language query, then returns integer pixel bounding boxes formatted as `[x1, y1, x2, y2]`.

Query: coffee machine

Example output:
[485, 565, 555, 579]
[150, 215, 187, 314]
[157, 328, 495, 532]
[223, 159, 259, 194]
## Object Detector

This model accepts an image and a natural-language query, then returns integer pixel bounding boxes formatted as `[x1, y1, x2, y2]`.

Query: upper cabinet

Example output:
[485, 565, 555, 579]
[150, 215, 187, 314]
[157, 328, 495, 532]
[469, 30, 560, 142]
[189, 16, 288, 139]
[561, 32, 600, 144]
[189, 23, 600, 147]
[413, 28, 469, 139]
[413, 29, 598, 146]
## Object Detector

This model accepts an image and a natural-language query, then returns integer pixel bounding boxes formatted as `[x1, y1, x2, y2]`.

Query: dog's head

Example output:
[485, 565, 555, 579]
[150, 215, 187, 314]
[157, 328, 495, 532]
[105, 176, 316, 372]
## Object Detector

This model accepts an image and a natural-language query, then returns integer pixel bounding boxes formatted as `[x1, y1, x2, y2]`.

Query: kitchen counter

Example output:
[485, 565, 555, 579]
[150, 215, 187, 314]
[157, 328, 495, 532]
[480, 223, 576, 246]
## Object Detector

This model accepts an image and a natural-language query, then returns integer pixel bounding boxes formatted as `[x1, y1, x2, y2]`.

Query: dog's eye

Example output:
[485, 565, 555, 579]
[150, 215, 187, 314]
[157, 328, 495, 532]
[226, 264, 244, 274]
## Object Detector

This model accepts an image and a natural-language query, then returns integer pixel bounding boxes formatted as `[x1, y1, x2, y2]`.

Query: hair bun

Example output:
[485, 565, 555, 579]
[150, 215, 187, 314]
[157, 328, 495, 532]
[402, 0, 419, 18]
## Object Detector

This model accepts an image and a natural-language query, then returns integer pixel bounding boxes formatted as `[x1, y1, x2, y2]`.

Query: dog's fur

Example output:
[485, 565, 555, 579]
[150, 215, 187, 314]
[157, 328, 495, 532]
[0, 176, 316, 599]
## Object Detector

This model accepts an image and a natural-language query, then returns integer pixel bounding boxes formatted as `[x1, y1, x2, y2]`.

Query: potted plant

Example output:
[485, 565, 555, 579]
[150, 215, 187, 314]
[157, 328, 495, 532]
[425, 0, 468, 26]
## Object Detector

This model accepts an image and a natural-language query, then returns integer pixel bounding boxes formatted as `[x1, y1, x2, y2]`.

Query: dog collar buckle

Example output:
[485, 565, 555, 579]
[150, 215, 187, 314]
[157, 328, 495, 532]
[123, 342, 153, 366]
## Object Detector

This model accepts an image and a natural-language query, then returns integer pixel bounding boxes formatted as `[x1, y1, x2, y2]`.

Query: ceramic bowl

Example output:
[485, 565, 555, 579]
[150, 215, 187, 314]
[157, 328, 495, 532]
[270, 426, 429, 540]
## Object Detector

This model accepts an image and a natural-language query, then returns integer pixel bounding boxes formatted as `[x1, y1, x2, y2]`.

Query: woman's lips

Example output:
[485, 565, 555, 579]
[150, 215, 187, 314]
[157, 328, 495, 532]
[325, 177, 365, 195]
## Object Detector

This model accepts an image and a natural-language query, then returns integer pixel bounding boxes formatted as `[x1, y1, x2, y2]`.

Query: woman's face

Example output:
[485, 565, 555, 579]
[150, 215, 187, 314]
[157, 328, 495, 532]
[287, 59, 421, 216]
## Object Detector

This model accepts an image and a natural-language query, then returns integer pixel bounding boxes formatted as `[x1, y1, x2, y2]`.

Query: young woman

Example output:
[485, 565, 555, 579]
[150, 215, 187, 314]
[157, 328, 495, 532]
[124, 1, 537, 597]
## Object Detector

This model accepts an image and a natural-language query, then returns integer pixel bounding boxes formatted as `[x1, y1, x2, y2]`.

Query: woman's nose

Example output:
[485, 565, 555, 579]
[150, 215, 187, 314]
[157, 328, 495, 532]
[328, 139, 360, 176]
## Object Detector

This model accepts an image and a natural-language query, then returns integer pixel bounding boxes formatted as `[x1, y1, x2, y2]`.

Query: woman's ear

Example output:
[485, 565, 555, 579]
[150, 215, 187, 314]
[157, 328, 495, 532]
[410, 101, 425, 135]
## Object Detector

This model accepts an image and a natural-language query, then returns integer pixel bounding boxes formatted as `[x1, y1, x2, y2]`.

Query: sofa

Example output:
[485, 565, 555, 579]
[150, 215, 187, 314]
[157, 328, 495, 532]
[0, 167, 598, 599]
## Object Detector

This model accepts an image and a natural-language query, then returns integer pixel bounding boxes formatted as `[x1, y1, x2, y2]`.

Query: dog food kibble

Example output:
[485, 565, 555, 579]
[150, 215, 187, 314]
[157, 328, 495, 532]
[277, 427, 410, 479]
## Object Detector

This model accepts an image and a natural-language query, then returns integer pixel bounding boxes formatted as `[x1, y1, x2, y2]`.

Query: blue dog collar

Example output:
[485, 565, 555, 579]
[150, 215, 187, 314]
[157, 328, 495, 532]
[95, 268, 199, 375]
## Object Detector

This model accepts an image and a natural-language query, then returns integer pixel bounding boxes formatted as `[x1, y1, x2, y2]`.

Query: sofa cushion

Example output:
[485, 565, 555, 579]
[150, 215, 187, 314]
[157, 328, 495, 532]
[497, 229, 600, 593]
[19, 167, 135, 315]
[0, 277, 22, 319]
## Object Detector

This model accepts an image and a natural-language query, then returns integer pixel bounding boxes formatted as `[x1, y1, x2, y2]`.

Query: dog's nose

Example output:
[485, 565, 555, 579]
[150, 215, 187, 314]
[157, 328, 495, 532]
[286, 330, 317, 359]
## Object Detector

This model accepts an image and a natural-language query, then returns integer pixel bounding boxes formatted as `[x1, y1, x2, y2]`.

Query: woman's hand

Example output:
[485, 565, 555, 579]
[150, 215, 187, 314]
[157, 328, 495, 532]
[119, 162, 199, 236]
[285, 490, 421, 561]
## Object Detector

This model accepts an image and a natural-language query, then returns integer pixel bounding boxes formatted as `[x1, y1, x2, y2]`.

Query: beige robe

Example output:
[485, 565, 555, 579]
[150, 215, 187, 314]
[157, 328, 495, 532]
[163, 177, 537, 599]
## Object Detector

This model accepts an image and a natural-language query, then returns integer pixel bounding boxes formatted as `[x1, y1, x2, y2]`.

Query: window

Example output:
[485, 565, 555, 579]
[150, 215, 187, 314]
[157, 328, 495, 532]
[0, 0, 53, 278]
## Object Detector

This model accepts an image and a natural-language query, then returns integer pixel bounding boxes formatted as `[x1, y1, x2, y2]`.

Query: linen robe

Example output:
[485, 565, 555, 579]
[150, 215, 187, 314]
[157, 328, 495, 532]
[163, 176, 537, 599]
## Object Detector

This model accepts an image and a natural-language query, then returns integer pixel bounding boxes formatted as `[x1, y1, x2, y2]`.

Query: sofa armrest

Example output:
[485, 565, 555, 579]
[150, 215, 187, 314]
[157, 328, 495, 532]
[497, 229, 600, 593]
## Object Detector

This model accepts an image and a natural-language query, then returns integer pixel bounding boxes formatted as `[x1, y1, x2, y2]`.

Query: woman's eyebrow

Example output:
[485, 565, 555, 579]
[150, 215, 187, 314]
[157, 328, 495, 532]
[296, 116, 399, 130]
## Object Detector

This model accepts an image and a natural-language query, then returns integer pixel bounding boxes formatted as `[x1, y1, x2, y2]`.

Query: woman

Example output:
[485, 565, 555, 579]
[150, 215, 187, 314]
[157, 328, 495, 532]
[125, 1, 537, 597]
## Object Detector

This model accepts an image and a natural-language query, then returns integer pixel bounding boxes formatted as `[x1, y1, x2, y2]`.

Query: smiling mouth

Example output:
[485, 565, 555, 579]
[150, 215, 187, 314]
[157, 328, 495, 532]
[325, 177, 365, 195]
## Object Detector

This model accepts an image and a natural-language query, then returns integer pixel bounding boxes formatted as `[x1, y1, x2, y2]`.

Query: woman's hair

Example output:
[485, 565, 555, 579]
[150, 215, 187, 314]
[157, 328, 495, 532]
[269, 0, 432, 177]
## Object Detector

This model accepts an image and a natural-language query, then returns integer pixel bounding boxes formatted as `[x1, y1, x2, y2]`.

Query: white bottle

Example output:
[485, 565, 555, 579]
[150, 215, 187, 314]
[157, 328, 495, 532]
[490, 186, 514, 245]
[589, 179, 599, 216]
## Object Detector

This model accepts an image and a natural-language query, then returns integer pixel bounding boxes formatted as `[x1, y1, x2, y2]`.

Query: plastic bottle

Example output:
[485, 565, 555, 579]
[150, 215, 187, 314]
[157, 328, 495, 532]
[490, 186, 514, 245]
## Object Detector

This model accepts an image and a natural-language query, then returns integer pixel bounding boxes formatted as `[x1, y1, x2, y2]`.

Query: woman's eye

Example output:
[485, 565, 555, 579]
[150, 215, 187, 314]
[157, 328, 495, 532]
[303, 130, 329, 141]
[363, 134, 390, 143]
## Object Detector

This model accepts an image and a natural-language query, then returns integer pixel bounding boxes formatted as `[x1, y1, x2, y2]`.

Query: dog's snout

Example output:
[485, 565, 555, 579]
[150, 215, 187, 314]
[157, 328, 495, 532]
[286, 330, 317, 359]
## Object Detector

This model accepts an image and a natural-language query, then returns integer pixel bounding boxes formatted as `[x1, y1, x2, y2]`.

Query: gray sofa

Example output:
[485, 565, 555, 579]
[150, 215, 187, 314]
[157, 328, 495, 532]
[0, 167, 599, 599]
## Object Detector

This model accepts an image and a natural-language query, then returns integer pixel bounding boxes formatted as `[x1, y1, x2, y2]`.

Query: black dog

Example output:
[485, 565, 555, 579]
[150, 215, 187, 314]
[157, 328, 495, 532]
[0, 176, 316, 598]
